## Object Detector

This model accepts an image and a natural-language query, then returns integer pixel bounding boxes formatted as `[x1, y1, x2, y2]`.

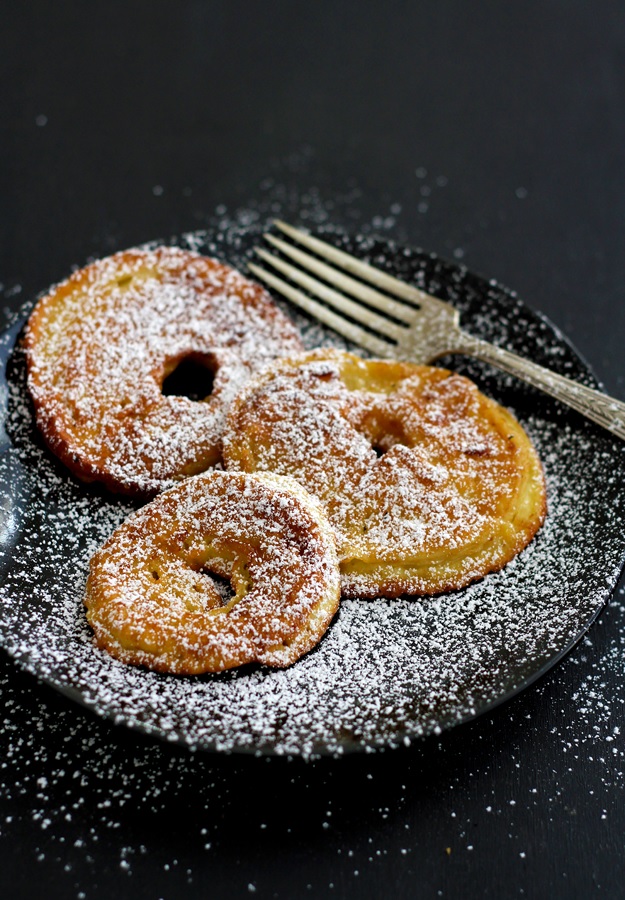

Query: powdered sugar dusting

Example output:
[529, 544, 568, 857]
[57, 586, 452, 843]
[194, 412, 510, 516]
[1, 229, 625, 759]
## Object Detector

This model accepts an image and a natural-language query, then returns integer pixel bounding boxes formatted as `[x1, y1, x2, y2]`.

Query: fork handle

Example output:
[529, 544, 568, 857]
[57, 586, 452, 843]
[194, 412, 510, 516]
[456, 332, 625, 440]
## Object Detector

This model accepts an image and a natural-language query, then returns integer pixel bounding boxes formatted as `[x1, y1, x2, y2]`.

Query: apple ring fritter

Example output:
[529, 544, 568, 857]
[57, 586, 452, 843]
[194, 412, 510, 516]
[25, 247, 302, 496]
[222, 349, 546, 598]
[85, 471, 340, 673]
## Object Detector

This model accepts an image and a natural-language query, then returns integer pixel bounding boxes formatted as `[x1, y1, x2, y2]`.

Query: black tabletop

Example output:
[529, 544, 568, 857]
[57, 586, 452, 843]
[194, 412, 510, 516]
[2, 2, 625, 898]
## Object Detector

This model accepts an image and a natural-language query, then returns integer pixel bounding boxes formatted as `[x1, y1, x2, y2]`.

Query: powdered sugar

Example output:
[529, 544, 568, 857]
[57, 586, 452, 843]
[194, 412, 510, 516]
[1, 230, 625, 758]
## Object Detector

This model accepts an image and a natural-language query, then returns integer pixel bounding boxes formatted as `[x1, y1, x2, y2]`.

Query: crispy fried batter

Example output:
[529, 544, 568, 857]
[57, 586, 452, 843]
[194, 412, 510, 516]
[25, 247, 302, 496]
[223, 349, 547, 598]
[85, 471, 340, 673]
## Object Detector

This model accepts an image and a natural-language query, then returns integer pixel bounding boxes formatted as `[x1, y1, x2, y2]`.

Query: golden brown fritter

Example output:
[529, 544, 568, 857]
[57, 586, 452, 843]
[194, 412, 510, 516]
[223, 349, 546, 598]
[85, 471, 340, 673]
[25, 247, 302, 496]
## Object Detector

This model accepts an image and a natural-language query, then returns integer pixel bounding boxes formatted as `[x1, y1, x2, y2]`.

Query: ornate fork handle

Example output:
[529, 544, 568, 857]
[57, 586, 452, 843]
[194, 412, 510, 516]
[456, 331, 625, 440]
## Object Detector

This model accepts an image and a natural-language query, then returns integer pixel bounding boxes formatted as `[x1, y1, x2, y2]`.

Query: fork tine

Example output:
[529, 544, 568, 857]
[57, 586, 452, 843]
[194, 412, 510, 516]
[263, 233, 416, 324]
[273, 220, 438, 307]
[254, 247, 406, 342]
[248, 262, 395, 358]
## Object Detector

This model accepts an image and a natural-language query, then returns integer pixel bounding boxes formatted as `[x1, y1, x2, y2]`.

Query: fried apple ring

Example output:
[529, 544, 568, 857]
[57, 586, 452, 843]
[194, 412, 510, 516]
[223, 349, 547, 598]
[25, 247, 303, 496]
[85, 471, 340, 673]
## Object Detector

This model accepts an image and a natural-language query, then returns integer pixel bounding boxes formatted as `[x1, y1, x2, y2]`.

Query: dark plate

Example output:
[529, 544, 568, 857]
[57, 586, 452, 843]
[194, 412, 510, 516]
[1, 228, 625, 758]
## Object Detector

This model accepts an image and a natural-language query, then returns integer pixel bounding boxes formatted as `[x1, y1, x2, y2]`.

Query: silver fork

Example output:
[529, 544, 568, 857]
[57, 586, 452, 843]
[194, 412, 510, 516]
[248, 220, 625, 441]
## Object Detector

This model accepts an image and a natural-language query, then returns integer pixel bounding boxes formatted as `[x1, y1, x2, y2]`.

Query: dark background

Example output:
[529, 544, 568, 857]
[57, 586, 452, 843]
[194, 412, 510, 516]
[2, 2, 625, 898]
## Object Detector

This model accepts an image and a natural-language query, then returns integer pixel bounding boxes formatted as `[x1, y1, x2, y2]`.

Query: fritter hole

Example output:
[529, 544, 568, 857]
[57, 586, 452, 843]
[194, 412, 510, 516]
[162, 356, 215, 402]
[200, 569, 235, 606]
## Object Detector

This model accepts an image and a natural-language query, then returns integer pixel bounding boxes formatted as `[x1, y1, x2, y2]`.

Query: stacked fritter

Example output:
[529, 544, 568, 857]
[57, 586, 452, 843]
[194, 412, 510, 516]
[25, 247, 546, 673]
